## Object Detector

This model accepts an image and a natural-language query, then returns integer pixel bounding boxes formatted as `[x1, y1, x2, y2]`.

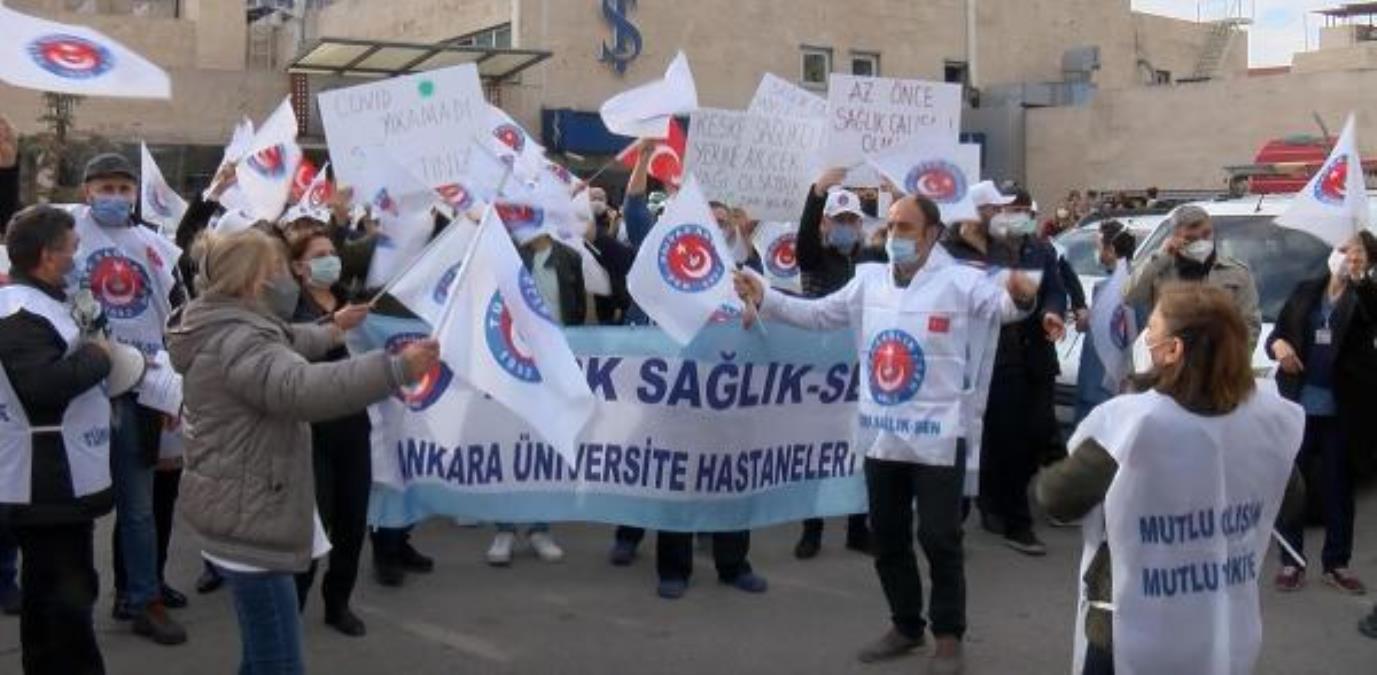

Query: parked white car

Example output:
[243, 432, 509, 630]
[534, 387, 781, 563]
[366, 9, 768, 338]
[1052, 194, 1377, 426]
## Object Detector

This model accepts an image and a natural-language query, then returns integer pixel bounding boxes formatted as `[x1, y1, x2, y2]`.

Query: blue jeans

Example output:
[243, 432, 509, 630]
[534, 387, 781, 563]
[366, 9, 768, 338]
[0, 525, 17, 588]
[496, 523, 549, 534]
[217, 565, 304, 675]
[111, 396, 157, 607]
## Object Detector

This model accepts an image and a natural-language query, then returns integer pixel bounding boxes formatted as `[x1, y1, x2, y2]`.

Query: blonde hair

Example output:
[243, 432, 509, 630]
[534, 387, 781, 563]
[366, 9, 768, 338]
[193, 228, 285, 299]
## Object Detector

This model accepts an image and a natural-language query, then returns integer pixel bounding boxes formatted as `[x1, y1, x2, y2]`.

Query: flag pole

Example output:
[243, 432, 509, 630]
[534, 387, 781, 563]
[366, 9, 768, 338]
[428, 202, 497, 338]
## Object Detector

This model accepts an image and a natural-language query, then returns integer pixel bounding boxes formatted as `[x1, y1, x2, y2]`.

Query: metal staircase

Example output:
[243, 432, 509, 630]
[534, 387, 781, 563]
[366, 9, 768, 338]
[1188, 1, 1253, 81]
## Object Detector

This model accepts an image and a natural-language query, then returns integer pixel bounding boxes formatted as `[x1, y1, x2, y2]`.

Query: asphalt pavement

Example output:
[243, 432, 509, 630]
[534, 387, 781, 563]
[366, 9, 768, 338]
[2, 489, 1373, 674]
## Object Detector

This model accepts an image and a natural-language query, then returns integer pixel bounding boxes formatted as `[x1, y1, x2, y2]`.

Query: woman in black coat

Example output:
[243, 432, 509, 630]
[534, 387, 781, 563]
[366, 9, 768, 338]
[1266, 230, 1377, 595]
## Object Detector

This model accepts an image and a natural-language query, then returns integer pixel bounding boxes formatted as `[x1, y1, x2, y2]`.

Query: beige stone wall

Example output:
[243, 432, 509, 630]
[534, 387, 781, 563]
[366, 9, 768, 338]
[314, 0, 513, 43]
[1025, 69, 1377, 203]
[1, 69, 288, 145]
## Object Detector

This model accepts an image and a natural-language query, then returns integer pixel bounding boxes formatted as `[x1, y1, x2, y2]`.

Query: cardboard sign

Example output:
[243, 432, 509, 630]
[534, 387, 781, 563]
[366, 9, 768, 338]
[682, 107, 825, 222]
[748, 73, 827, 121]
[318, 64, 486, 191]
[824, 74, 962, 185]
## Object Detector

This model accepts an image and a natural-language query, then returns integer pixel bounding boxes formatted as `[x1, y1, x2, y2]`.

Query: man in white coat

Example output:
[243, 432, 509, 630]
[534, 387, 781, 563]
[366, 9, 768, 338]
[734, 195, 1037, 674]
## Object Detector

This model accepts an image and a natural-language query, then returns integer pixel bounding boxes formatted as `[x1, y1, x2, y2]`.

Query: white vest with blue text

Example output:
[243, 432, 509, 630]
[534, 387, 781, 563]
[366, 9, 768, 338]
[0, 284, 112, 504]
[852, 249, 1003, 485]
[72, 207, 181, 355]
[1067, 388, 1303, 675]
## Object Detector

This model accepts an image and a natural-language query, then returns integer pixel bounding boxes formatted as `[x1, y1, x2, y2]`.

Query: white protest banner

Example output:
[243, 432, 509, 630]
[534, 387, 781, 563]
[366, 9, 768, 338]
[748, 73, 827, 121]
[0, 3, 170, 99]
[1276, 113, 1370, 247]
[354, 316, 867, 531]
[824, 74, 963, 186]
[682, 108, 825, 222]
[235, 97, 303, 222]
[318, 63, 486, 192]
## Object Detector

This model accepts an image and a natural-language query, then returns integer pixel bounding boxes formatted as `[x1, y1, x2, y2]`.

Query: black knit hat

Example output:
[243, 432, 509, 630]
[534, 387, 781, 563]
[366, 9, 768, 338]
[82, 152, 137, 184]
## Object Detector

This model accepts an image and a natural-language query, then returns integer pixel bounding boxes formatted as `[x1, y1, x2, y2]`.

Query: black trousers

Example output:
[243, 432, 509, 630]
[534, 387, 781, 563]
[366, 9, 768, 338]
[1083, 643, 1115, 675]
[113, 466, 180, 594]
[296, 413, 372, 613]
[800, 514, 870, 541]
[979, 365, 1040, 535]
[14, 521, 104, 675]
[866, 455, 966, 640]
[1280, 415, 1355, 570]
[614, 526, 752, 582]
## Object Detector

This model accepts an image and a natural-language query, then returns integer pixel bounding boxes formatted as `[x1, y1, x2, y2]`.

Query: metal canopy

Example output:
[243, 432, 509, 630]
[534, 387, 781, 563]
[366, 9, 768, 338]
[287, 37, 551, 81]
[1317, 2, 1377, 18]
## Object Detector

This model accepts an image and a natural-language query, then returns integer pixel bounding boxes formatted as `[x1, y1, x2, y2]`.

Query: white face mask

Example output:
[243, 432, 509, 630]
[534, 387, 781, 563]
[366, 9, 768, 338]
[1328, 249, 1349, 279]
[990, 212, 1035, 239]
[1130, 332, 1154, 376]
[1181, 239, 1214, 264]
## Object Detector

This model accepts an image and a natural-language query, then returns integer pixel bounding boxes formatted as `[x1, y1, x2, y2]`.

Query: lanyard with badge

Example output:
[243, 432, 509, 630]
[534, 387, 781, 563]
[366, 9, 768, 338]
[1316, 294, 1337, 347]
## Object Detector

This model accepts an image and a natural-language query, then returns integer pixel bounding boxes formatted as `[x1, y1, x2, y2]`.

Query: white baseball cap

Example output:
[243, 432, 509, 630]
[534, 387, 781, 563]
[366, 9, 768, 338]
[824, 189, 864, 218]
[970, 181, 1016, 209]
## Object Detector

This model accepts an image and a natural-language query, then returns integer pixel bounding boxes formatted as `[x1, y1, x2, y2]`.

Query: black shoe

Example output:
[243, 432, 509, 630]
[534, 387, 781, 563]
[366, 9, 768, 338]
[1004, 529, 1048, 557]
[980, 511, 1005, 536]
[132, 601, 188, 646]
[374, 562, 405, 587]
[794, 536, 821, 560]
[112, 595, 137, 621]
[845, 530, 872, 555]
[398, 543, 435, 574]
[195, 568, 223, 595]
[1360, 608, 1377, 639]
[857, 627, 925, 663]
[609, 540, 638, 566]
[160, 584, 188, 609]
[0, 584, 20, 616]
[325, 608, 367, 637]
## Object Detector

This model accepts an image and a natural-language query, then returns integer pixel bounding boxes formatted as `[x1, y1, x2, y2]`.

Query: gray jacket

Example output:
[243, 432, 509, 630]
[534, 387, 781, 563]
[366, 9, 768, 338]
[1123, 250, 1262, 349]
[167, 294, 403, 572]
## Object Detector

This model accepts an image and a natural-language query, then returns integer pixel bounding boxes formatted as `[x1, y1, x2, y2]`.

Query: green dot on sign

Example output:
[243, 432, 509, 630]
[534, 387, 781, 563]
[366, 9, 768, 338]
[418, 80, 435, 98]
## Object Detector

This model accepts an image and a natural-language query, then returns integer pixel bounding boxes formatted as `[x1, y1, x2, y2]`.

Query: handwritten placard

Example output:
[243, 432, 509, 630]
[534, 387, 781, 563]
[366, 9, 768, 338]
[823, 74, 962, 181]
[682, 108, 825, 222]
[317, 63, 486, 191]
[748, 73, 828, 121]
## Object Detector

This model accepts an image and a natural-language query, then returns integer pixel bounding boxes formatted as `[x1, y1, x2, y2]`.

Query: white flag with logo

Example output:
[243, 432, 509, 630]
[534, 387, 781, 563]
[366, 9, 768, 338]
[627, 174, 742, 345]
[1089, 259, 1139, 391]
[1276, 113, 1370, 247]
[434, 211, 594, 460]
[599, 51, 698, 139]
[282, 161, 334, 224]
[357, 146, 441, 289]
[751, 221, 802, 294]
[869, 141, 981, 224]
[139, 143, 187, 237]
[235, 98, 303, 222]
[0, 3, 170, 99]
[486, 104, 547, 182]
[388, 217, 478, 329]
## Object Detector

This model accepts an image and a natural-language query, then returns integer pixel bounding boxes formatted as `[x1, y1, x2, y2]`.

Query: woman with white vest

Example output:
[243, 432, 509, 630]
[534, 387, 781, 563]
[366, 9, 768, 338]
[734, 194, 1038, 675]
[0, 206, 115, 674]
[1038, 282, 1305, 675]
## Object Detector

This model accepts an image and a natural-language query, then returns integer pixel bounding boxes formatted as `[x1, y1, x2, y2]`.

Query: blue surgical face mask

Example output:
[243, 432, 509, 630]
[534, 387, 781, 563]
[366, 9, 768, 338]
[826, 225, 860, 250]
[885, 235, 919, 267]
[306, 255, 342, 288]
[90, 195, 133, 227]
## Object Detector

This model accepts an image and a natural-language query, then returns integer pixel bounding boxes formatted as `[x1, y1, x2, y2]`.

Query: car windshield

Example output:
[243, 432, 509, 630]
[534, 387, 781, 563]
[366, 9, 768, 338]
[1136, 215, 1329, 322]
[1055, 227, 1105, 277]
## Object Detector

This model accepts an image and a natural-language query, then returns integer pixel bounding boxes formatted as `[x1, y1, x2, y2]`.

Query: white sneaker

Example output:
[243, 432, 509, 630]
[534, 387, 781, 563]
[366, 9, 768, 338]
[487, 532, 516, 566]
[528, 531, 565, 563]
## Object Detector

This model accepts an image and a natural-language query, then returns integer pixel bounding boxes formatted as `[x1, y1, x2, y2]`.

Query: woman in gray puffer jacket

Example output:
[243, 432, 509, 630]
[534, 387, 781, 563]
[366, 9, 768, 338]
[167, 228, 438, 675]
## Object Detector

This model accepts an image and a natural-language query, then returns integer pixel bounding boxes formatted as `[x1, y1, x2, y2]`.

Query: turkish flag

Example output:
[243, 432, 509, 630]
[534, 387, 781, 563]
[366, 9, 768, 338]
[617, 118, 686, 187]
[289, 157, 318, 204]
